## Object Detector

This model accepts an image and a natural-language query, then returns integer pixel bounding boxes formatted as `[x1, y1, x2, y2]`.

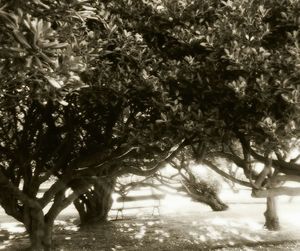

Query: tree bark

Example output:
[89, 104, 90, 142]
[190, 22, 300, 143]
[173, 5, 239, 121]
[74, 177, 115, 225]
[189, 192, 228, 211]
[252, 187, 300, 197]
[23, 207, 53, 251]
[182, 180, 228, 211]
[27, 225, 53, 251]
[264, 197, 280, 231]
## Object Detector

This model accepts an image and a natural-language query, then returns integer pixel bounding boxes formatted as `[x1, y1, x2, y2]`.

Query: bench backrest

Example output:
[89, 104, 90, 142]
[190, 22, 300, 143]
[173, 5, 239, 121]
[116, 194, 165, 202]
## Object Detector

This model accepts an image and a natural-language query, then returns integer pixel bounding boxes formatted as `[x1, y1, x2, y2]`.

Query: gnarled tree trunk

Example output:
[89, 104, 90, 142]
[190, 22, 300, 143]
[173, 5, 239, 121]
[23, 206, 54, 251]
[194, 193, 228, 211]
[27, 223, 53, 251]
[74, 177, 115, 225]
[0, 187, 54, 250]
[182, 180, 228, 211]
[264, 196, 280, 231]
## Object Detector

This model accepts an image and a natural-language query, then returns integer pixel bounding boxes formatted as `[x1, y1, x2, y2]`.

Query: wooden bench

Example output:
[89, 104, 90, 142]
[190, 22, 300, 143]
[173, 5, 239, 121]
[112, 194, 165, 220]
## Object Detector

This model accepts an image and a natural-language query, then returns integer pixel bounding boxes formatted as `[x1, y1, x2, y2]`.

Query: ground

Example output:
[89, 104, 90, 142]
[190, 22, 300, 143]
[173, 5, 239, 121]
[1, 189, 300, 250]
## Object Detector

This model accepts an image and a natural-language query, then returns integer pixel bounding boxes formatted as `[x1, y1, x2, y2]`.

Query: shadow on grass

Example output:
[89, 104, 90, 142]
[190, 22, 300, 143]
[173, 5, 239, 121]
[2, 214, 300, 250]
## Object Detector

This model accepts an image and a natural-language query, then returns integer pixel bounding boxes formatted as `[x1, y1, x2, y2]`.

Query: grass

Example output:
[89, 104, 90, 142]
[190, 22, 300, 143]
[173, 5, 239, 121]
[1, 191, 300, 250]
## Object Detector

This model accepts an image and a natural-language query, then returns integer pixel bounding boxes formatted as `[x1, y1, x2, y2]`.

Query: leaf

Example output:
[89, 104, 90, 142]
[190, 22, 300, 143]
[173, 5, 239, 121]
[52, 42, 69, 49]
[161, 113, 167, 121]
[39, 52, 58, 68]
[58, 100, 68, 106]
[23, 19, 31, 30]
[45, 76, 62, 88]
[34, 56, 43, 68]
[12, 30, 31, 49]
[36, 19, 44, 38]
[82, 5, 97, 11]
[32, 0, 50, 9]
[17, 8, 23, 18]
[41, 41, 69, 49]
[42, 21, 52, 34]
[25, 56, 33, 68]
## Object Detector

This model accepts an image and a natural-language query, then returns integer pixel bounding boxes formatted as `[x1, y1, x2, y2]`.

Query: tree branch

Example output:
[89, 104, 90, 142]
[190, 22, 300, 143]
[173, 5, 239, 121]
[38, 179, 68, 208]
[119, 139, 187, 176]
[252, 187, 300, 197]
[0, 170, 42, 213]
[203, 159, 252, 188]
[270, 175, 300, 184]
[250, 147, 300, 175]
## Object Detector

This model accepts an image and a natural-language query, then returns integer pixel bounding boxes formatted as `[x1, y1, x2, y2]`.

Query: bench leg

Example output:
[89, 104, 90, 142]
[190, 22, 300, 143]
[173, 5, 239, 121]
[152, 206, 160, 216]
[116, 209, 124, 220]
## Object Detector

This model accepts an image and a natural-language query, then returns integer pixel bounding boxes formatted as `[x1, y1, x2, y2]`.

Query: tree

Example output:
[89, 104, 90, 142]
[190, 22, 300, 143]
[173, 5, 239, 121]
[111, 0, 300, 230]
[0, 1, 91, 249]
[0, 1, 186, 249]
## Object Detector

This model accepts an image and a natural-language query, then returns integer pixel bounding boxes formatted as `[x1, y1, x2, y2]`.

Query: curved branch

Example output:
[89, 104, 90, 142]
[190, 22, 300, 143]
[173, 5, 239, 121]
[202, 159, 251, 187]
[0, 170, 42, 211]
[207, 151, 259, 180]
[250, 147, 300, 175]
[270, 175, 300, 184]
[252, 187, 300, 197]
[119, 139, 187, 176]
[238, 134, 300, 175]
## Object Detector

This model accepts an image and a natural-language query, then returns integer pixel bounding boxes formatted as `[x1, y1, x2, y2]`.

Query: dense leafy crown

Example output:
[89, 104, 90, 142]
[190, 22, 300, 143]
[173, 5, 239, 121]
[0, 0, 299, 201]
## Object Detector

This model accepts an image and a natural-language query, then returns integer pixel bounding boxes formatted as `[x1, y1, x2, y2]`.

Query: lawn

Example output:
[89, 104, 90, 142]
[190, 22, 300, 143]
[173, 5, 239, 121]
[1, 190, 300, 250]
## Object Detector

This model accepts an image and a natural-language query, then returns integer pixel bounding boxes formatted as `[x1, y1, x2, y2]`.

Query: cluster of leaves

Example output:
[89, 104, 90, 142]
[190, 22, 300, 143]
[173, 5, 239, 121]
[94, 1, 300, 157]
[132, 0, 300, 154]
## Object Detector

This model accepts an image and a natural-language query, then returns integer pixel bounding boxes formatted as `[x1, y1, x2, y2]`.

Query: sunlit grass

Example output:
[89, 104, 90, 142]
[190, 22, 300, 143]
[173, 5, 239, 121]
[0, 241, 10, 250]
[0, 223, 25, 233]
[2, 187, 300, 250]
[134, 225, 146, 239]
[161, 194, 193, 212]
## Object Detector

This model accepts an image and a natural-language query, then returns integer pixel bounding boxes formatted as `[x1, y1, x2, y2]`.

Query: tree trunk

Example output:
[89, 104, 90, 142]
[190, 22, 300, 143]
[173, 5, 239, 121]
[28, 224, 53, 251]
[201, 195, 229, 211]
[23, 207, 53, 250]
[189, 192, 228, 211]
[74, 177, 115, 225]
[264, 197, 280, 231]
[181, 180, 228, 211]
